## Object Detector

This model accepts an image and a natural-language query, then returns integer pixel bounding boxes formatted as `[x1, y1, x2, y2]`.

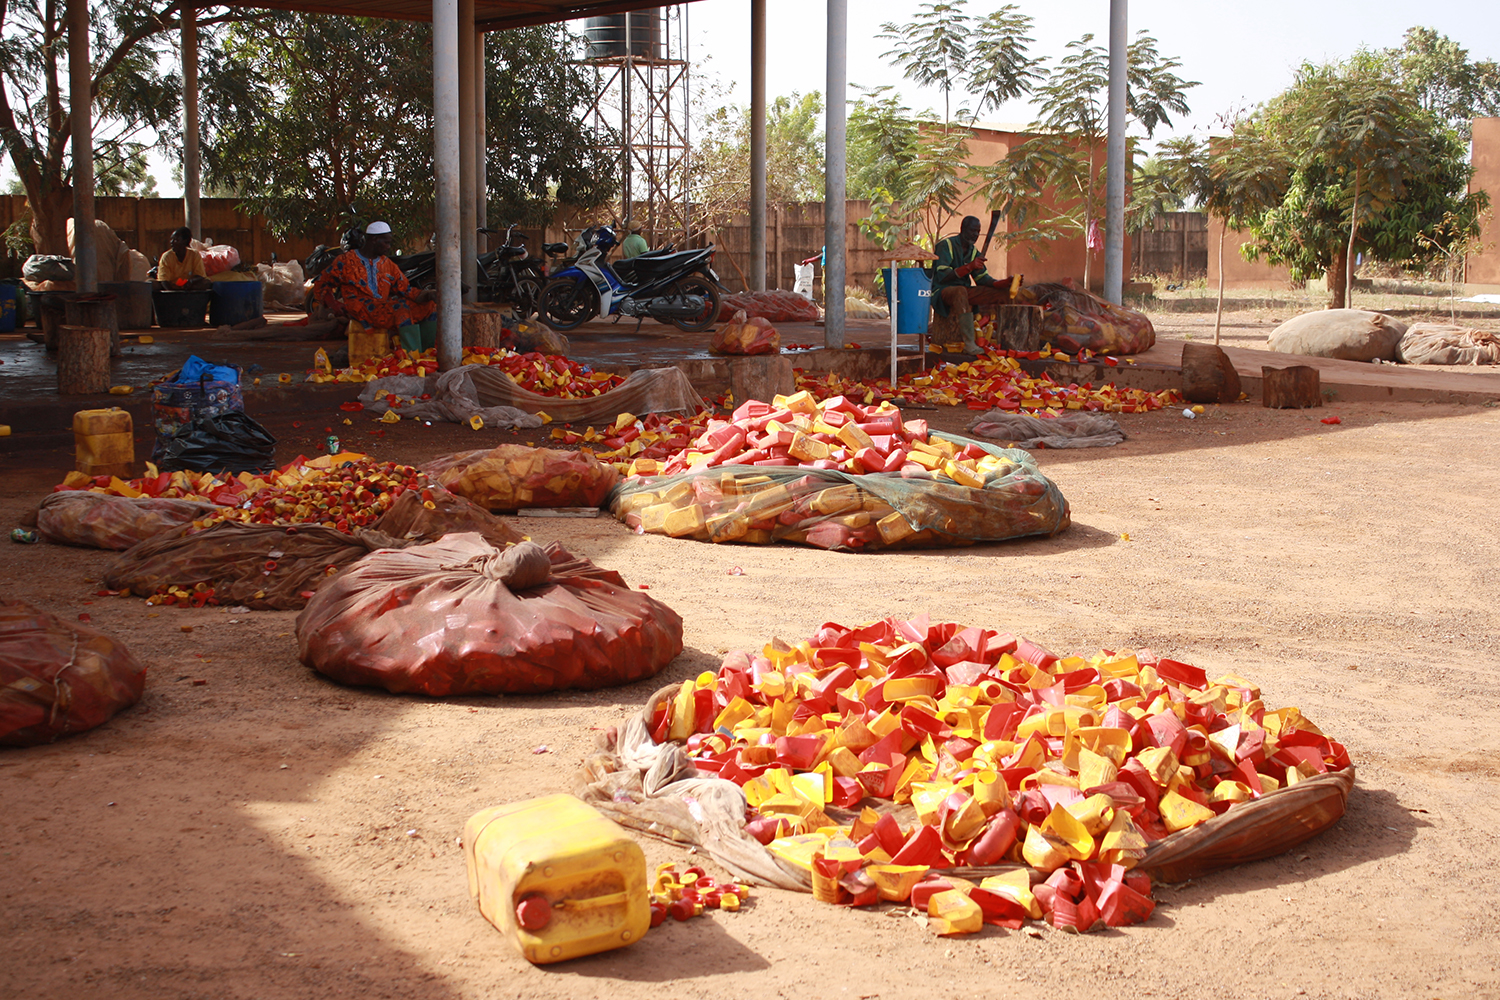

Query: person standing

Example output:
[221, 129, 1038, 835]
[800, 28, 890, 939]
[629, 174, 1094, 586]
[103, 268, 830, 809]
[931, 215, 1015, 354]
[311, 221, 437, 351]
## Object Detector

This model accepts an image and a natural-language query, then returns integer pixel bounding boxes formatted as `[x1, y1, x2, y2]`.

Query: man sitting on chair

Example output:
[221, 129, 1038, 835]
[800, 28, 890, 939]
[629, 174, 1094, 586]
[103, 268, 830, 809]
[931, 215, 1016, 355]
[311, 221, 437, 352]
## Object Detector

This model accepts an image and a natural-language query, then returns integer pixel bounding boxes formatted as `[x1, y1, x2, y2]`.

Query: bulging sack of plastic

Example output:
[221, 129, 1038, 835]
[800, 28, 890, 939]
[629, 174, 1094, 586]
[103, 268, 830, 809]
[1267, 309, 1406, 362]
[295, 534, 684, 695]
[0, 598, 147, 746]
[711, 309, 780, 355]
[36, 492, 223, 550]
[1018, 281, 1155, 355]
[424, 444, 619, 510]
[717, 290, 820, 324]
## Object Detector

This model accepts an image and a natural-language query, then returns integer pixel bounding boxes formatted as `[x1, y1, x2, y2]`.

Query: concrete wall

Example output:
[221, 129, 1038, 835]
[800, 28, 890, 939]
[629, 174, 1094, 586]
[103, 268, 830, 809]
[1468, 117, 1500, 291]
[1205, 214, 1301, 290]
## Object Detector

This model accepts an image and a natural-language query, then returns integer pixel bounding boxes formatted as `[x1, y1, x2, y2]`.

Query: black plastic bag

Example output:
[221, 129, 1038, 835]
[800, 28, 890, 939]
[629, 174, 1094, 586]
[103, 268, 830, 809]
[155, 410, 277, 474]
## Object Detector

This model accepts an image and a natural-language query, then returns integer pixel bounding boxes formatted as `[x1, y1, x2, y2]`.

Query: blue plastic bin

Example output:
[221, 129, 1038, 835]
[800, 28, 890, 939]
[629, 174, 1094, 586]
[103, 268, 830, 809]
[0, 283, 16, 333]
[879, 267, 931, 335]
[208, 281, 264, 326]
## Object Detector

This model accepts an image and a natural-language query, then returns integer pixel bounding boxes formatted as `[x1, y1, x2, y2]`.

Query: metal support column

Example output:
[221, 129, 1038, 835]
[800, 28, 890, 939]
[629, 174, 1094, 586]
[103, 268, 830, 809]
[433, 0, 462, 370]
[68, 0, 96, 292]
[182, 5, 201, 238]
[823, 0, 847, 349]
[458, 0, 477, 303]
[475, 30, 487, 252]
[1103, 0, 1127, 303]
[749, 0, 767, 291]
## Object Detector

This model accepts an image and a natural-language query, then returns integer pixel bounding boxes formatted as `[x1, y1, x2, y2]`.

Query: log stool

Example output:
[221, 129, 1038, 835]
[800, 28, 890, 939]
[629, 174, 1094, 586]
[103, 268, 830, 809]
[1181, 342, 1242, 404]
[1261, 365, 1322, 408]
[462, 305, 508, 350]
[56, 325, 112, 394]
[730, 354, 794, 405]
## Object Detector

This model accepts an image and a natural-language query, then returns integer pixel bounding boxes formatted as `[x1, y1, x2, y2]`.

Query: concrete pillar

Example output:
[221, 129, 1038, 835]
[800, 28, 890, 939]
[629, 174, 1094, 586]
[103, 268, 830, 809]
[822, 0, 847, 349]
[1103, 0, 1127, 304]
[749, 0, 767, 291]
[182, 6, 201, 238]
[458, 0, 477, 302]
[433, 0, 462, 370]
[475, 30, 488, 252]
[68, 0, 96, 292]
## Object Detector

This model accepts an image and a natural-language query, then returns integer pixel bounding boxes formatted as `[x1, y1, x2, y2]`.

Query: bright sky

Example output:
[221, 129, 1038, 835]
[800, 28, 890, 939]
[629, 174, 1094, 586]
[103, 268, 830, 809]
[5, 1, 1496, 197]
[680, 0, 1500, 139]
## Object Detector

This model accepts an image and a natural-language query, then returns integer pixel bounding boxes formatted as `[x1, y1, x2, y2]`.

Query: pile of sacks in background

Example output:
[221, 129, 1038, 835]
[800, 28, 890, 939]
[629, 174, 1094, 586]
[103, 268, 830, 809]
[718, 290, 821, 324]
[1017, 281, 1156, 355]
[1267, 309, 1500, 366]
[22, 219, 150, 291]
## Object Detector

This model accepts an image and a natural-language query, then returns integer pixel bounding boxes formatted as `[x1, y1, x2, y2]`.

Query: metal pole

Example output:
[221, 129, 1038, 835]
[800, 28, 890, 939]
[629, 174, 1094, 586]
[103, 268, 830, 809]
[433, 0, 462, 370]
[622, 18, 632, 225]
[458, 0, 476, 303]
[182, 5, 201, 239]
[1103, 0, 1127, 304]
[749, 0, 767, 291]
[475, 30, 487, 252]
[823, 0, 847, 349]
[68, 0, 96, 292]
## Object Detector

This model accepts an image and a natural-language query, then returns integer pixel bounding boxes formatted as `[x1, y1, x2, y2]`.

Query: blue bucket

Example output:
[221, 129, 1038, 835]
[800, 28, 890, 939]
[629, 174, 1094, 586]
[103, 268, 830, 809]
[208, 281, 264, 326]
[879, 267, 931, 336]
[0, 283, 16, 333]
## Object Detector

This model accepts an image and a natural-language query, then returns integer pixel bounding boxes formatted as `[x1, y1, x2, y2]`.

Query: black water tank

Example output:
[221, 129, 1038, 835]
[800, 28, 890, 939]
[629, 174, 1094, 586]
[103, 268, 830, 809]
[584, 10, 661, 60]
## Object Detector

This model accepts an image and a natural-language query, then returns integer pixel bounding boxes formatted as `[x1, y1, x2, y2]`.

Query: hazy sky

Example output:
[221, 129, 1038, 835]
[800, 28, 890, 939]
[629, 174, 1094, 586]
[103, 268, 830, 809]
[7, 1, 1496, 197]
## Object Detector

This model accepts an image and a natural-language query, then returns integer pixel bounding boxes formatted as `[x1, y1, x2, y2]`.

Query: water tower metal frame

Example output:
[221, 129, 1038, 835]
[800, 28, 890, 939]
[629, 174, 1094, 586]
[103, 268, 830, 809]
[582, 6, 694, 249]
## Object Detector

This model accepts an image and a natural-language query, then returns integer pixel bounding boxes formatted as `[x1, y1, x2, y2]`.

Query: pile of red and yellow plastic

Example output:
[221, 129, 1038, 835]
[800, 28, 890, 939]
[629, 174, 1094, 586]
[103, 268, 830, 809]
[794, 345, 1178, 414]
[54, 455, 431, 534]
[305, 346, 627, 399]
[648, 863, 751, 927]
[551, 410, 715, 472]
[650, 617, 1350, 934]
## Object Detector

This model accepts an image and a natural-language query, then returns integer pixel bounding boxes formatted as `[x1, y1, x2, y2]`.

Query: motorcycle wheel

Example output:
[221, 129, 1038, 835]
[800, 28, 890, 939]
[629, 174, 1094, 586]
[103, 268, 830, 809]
[668, 275, 722, 333]
[513, 277, 543, 318]
[538, 277, 599, 331]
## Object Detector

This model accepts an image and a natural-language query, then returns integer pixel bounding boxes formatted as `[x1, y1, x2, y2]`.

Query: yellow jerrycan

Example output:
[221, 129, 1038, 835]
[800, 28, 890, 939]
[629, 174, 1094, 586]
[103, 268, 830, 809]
[463, 793, 649, 964]
[73, 407, 134, 478]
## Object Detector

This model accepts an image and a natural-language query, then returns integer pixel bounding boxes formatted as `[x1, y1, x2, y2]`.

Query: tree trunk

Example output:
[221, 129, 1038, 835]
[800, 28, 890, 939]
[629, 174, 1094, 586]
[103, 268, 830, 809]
[1214, 227, 1226, 345]
[1344, 170, 1360, 310]
[1327, 245, 1348, 310]
[56, 325, 112, 394]
[28, 185, 73, 256]
[1261, 365, 1322, 409]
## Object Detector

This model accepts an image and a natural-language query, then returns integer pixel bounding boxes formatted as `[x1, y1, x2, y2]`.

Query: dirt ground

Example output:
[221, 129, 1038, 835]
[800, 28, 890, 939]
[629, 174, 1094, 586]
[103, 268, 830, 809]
[4, 314, 1500, 1000]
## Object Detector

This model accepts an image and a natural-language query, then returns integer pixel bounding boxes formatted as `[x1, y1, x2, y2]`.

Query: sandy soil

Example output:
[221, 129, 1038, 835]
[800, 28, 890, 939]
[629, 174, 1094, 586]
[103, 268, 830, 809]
[4, 325, 1500, 1000]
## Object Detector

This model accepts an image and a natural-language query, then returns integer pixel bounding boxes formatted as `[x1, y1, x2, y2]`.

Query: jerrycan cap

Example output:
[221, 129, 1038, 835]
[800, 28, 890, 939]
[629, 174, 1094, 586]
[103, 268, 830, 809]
[516, 894, 552, 931]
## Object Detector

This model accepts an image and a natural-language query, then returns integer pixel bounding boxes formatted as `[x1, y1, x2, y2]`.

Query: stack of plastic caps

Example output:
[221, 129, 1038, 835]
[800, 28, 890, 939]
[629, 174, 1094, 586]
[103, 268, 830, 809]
[650, 616, 1350, 934]
[793, 350, 1179, 414]
[305, 346, 627, 398]
[647, 863, 751, 927]
[54, 455, 431, 534]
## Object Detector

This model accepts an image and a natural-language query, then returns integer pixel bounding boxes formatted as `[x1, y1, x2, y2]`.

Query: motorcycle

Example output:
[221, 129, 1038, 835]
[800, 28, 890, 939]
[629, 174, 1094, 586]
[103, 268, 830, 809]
[537, 225, 723, 333]
[475, 224, 569, 316]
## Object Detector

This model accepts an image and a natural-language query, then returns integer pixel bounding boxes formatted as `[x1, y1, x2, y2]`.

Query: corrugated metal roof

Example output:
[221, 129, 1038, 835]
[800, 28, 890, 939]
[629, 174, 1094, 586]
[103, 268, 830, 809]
[219, 0, 696, 32]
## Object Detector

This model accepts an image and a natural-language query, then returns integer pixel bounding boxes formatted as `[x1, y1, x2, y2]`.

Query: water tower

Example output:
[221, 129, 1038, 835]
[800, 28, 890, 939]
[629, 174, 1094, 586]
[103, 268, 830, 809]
[582, 7, 693, 248]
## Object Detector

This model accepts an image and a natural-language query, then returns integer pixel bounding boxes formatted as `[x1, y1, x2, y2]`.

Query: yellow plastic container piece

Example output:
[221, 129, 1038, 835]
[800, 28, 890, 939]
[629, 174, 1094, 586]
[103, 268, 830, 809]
[73, 407, 134, 479]
[346, 321, 394, 366]
[463, 794, 649, 965]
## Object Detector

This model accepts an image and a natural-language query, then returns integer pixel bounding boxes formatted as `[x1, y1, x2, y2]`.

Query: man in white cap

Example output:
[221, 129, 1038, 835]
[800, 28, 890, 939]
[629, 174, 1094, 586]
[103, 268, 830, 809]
[310, 220, 437, 351]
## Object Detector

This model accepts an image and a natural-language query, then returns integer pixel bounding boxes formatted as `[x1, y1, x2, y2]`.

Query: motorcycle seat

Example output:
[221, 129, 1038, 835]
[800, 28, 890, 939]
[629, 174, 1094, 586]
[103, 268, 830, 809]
[499, 246, 527, 260]
[543, 242, 568, 255]
[624, 249, 705, 280]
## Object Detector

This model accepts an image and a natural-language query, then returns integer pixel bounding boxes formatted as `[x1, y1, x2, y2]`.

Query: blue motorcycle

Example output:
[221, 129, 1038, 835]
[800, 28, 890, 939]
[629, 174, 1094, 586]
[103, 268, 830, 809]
[537, 225, 723, 332]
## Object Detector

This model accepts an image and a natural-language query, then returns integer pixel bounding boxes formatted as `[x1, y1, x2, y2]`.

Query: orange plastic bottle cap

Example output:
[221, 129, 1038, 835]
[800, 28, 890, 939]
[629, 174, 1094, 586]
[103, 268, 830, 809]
[515, 895, 552, 931]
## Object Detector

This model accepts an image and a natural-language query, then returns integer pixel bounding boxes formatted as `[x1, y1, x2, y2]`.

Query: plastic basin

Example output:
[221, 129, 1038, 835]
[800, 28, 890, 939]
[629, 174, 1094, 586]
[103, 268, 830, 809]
[153, 289, 211, 328]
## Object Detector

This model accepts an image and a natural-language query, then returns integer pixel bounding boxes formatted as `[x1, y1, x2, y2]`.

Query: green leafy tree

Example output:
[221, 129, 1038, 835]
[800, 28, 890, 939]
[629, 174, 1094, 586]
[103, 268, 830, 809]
[1385, 26, 1500, 140]
[1234, 56, 1486, 308]
[0, 0, 245, 253]
[692, 91, 825, 227]
[200, 15, 615, 243]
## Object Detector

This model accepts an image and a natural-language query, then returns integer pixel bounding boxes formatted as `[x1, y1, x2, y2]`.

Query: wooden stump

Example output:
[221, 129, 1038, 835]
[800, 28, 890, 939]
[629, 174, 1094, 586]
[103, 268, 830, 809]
[64, 294, 121, 357]
[462, 306, 508, 350]
[1181, 342, 1242, 404]
[928, 308, 961, 344]
[57, 325, 112, 394]
[993, 304, 1042, 353]
[730, 354, 795, 406]
[39, 294, 69, 353]
[1261, 365, 1322, 409]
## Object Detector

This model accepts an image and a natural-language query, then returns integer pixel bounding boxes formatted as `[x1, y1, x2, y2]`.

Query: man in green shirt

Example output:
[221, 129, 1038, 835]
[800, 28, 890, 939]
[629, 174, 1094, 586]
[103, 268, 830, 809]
[619, 223, 649, 260]
[931, 215, 1015, 354]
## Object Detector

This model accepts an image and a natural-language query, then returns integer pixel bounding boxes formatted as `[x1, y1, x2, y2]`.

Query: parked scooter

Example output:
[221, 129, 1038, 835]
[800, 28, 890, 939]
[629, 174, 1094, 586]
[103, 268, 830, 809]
[475, 223, 565, 316]
[537, 225, 723, 332]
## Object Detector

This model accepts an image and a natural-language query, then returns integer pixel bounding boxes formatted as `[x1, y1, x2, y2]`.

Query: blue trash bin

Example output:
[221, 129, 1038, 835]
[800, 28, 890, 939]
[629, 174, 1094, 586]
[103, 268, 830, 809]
[879, 267, 931, 336]
[208, 280, 264, 326]
[0, 282, 16, 333]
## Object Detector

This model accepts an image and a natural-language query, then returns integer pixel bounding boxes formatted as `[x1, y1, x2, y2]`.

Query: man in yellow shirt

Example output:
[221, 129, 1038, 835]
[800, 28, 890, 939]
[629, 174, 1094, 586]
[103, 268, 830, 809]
[156, 227, 211, 290]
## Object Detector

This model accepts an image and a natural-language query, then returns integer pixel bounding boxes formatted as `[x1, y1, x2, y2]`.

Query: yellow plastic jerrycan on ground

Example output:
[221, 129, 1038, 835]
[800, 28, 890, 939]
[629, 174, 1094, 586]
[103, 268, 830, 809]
[463, 794, 649, 964]
[73, 407, 134, 479]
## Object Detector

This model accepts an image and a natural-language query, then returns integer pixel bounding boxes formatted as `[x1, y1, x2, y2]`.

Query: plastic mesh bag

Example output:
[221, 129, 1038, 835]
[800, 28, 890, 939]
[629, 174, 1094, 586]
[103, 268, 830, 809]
[712, 309, 780, 355]
[36, 492, 223, 550]
[424, 445, 619, 510]
[0, 598, 147, 746]
[717, 290, 820, 324]
[295, 534, 684, 695]
[1017, 281, 1155, 355]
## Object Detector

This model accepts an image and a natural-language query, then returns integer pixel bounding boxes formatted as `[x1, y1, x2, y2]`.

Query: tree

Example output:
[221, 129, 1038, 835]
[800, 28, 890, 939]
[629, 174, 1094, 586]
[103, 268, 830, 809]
[1385, 26, 1500, 140]
[692, 91, 825, 227]
[1232, 56, 1486, 309]
[0, 0, 237, 253]
[983, 31, 1196, 288]
[200, 15, 616, 243]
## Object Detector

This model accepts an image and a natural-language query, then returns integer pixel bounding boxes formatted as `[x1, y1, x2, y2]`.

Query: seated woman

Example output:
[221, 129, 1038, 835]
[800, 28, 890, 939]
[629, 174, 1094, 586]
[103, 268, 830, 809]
[155, 227, 212, 291]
